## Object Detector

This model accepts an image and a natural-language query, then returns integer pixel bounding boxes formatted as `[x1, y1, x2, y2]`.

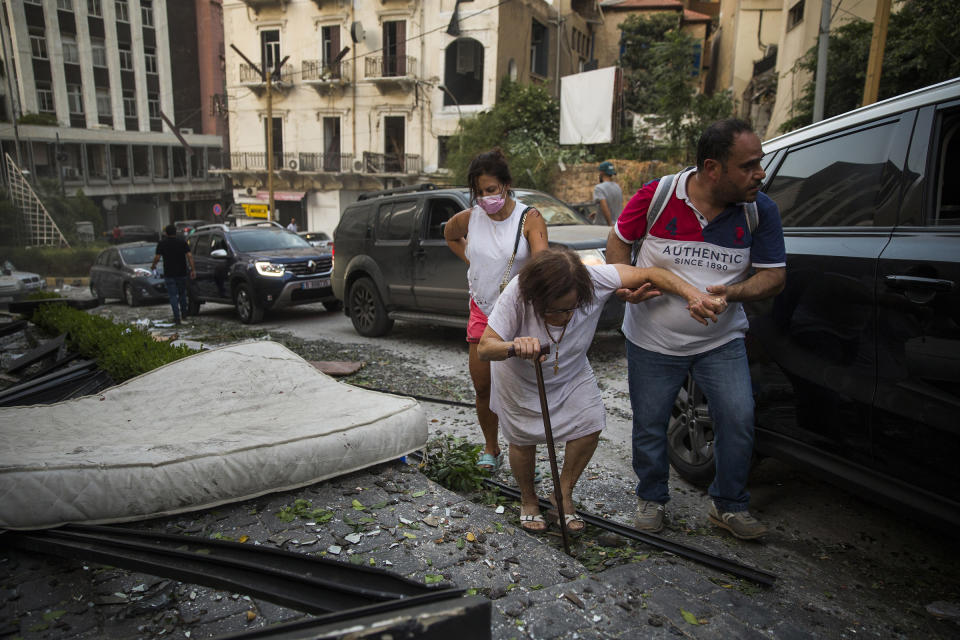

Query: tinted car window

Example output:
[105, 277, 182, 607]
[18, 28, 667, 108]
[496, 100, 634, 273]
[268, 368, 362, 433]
[119, 245, 155, 264]
[337, 206, 371, 239]
[424, 198, 461, 240]
[765, 121, 900, 227]
[377, 201, 417, 241]
[210, 234, 227, 253]
[936, 113, 960, 225]
[191, 234, 213, 257]
[230, 229, 311, 251]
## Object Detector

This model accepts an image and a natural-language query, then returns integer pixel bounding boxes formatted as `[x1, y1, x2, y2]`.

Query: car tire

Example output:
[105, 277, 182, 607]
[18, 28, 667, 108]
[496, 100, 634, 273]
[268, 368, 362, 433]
[90, 282, 104, 306]
[323, 299, 343, 312]
[234, 282, 264, 324]
[349, 277, 393, 337]
[666, 375, 716, 487]
[123, 283, 140, 307]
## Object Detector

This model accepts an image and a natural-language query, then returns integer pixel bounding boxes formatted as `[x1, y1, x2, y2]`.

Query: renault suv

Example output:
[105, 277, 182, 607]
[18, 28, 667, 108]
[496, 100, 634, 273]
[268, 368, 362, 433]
[187, 222, 338, 323]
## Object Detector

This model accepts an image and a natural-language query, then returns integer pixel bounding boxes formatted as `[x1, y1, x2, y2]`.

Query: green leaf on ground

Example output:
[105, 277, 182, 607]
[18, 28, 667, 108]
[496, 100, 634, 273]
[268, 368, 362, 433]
[424, 574, 444, 584]
[680, 608, 699, 625]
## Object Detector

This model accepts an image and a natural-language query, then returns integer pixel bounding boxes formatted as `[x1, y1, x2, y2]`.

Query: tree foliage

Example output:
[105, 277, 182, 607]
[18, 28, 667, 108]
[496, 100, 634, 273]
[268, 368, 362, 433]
[781, 0, 960, 132]
[619, 13, 733, 161]
[445, 80, 582, 190]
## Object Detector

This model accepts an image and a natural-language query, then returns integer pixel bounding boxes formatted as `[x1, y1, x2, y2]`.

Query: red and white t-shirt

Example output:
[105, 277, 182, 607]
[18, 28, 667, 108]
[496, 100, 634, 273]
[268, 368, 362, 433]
[614, 169, 786, 356]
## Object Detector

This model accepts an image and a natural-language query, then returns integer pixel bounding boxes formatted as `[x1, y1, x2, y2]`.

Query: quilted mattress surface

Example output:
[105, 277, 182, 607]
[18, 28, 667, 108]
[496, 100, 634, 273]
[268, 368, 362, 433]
[0, 341, 426, 530]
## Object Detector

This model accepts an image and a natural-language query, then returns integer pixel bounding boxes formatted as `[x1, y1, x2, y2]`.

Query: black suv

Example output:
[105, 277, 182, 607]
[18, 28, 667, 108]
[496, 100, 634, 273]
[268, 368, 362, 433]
[667, 78, 960, 531]
[332, 184, 616, 337]
[187, 222, 338, 323]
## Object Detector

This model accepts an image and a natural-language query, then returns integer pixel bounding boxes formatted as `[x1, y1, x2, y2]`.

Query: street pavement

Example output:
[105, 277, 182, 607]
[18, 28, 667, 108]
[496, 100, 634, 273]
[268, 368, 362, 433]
[2, 293, 959, 639]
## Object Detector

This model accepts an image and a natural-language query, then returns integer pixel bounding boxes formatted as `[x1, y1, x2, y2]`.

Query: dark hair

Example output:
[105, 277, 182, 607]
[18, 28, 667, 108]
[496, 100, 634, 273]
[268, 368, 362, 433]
[518, 248, 594, 319]
[696, 118, 755, 171]
[467, 148, 512, 204]
[164, 224, 177, 236]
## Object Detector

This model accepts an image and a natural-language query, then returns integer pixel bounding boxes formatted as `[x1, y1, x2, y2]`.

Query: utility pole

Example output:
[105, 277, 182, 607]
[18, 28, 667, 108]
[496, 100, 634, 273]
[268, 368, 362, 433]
[862, 0, 892, 107]
[230, 44, 288, 223]
[813, 0, 831, 122]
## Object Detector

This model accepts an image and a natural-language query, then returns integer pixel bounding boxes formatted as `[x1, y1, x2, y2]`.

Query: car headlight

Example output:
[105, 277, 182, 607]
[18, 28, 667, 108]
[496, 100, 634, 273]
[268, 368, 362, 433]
[132, 268, 152, 277]
[255, 261, 285, 277]
[576, 248, 605, 266]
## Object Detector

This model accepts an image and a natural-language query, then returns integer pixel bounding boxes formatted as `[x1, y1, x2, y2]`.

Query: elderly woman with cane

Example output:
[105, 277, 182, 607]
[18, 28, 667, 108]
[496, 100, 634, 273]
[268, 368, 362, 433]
[478, 249, 724, 533]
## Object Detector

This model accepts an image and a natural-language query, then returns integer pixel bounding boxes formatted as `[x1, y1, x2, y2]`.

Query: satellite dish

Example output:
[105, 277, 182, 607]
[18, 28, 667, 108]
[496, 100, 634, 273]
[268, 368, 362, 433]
[350, 21, 365, 44]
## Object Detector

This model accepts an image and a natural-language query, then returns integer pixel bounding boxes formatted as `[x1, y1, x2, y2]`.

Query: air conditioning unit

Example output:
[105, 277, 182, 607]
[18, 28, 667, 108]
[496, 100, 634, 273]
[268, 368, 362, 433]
[179, 127, 194, 135]
[112, 167, 123, 179]
[244, 186, 257, 196]
[63, 167, 80, 179]
[287, 158, 299, 171]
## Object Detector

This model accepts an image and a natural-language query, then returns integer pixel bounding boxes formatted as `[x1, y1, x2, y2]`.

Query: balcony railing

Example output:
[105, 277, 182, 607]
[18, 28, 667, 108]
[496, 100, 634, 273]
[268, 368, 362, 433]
[239, 63, 293, 85]
[363, 152, 421, 175]
[298, 152, 354, 173]
[229, 151, 355, 173]
[364, 55, 416, 80]
[302, 59, 350, 82]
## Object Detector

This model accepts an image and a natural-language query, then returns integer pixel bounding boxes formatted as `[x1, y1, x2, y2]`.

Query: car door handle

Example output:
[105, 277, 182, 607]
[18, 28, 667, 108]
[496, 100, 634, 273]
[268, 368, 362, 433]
[884, 275, 954, 292]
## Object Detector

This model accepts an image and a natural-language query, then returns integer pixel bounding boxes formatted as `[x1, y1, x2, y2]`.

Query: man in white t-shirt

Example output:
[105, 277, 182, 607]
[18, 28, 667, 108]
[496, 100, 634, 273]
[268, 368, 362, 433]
[593, 161, 623, 226]
[606, 119, 786, 540]
[286, 218, 298, 232]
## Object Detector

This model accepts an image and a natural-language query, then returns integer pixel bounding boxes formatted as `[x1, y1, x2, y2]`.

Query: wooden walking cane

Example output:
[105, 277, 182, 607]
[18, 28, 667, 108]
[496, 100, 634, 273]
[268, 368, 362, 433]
[508, 344, 571, 555]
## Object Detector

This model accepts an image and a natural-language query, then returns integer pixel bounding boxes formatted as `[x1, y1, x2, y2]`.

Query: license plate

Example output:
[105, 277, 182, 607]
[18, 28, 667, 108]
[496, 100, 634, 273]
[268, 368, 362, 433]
[301, 278, 330, 290]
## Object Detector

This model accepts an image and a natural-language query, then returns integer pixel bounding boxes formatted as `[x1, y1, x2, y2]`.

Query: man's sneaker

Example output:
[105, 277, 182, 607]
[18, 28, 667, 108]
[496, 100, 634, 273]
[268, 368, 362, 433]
[634, 499, 665, 532]
[708, 504, 768, 539]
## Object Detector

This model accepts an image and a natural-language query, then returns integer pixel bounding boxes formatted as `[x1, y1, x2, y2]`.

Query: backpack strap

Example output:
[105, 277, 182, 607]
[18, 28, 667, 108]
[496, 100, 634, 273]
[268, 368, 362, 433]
[631, 171, 683, 266]
[744, 201, 758, 234]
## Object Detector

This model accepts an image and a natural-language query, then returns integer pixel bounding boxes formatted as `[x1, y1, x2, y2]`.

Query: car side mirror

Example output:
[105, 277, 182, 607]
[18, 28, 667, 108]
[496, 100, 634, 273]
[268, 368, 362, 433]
[112, 260, 121, 269]
[211, 249, 228, 259]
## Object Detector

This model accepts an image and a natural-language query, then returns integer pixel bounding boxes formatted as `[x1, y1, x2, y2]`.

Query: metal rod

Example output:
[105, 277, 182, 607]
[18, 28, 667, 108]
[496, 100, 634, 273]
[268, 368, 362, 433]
[532, 355, 571, 555]
[486, 479, 776, 587]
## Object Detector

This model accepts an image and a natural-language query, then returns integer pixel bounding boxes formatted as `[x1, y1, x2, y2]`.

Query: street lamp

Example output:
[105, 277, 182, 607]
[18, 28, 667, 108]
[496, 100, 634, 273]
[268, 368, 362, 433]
[437, 85, 463, 151]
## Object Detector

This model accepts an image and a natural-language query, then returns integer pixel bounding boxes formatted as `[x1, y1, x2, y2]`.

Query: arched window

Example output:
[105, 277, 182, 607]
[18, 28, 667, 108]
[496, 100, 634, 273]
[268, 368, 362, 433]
[443, 38, 484, 106]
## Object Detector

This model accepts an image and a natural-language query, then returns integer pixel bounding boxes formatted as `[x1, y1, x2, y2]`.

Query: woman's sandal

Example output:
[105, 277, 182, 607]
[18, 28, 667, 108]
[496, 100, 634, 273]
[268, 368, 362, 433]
[476, 451, 503, 473]
[559, 513, 586, 534]
[519, 513, 548, 534]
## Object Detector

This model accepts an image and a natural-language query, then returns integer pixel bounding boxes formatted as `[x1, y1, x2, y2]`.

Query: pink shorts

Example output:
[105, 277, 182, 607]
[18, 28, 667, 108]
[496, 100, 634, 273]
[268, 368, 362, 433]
[466, 299, 488, 344]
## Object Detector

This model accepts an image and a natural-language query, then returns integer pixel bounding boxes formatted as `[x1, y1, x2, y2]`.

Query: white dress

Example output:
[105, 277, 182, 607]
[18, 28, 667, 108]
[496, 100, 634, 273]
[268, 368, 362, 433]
[464, 200, 530, 316]
[486, 264, 622, 446]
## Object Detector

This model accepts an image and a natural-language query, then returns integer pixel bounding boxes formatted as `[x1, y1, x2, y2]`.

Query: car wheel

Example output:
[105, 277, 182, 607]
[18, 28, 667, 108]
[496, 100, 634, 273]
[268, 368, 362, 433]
[349, 277, 393, 337]
[666, 375, 716, 487]
[234, 282, 264, 324]
[123, 283, 140, 307]
[90, 282, 104, 305]
[323, 299, 343, 312]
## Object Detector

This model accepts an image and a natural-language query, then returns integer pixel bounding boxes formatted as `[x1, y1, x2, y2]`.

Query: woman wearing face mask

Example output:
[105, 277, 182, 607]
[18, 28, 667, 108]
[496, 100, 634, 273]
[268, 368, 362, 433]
[444, 148, 550, 474]
[478, 249, 723, 533]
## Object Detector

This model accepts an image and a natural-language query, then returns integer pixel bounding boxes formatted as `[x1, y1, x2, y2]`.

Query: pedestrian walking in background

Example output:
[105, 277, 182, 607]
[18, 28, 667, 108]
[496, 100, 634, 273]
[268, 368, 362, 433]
[151, 224, 196, 325]
[593, 161, 623, 226]
[286, 218, 298, 232]
[478, 249, 723, 533]
[444, 148, 549, 474]
[606, 118, 786, 539]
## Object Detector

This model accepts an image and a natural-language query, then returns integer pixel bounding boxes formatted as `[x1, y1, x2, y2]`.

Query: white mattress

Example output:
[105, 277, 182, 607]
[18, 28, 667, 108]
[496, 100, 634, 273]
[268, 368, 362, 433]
[0, 341, 426, 530]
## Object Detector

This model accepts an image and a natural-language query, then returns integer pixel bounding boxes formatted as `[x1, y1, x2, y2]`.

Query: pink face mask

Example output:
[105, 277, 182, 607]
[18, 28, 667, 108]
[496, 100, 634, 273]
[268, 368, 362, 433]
[478, 193, 506, 214]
